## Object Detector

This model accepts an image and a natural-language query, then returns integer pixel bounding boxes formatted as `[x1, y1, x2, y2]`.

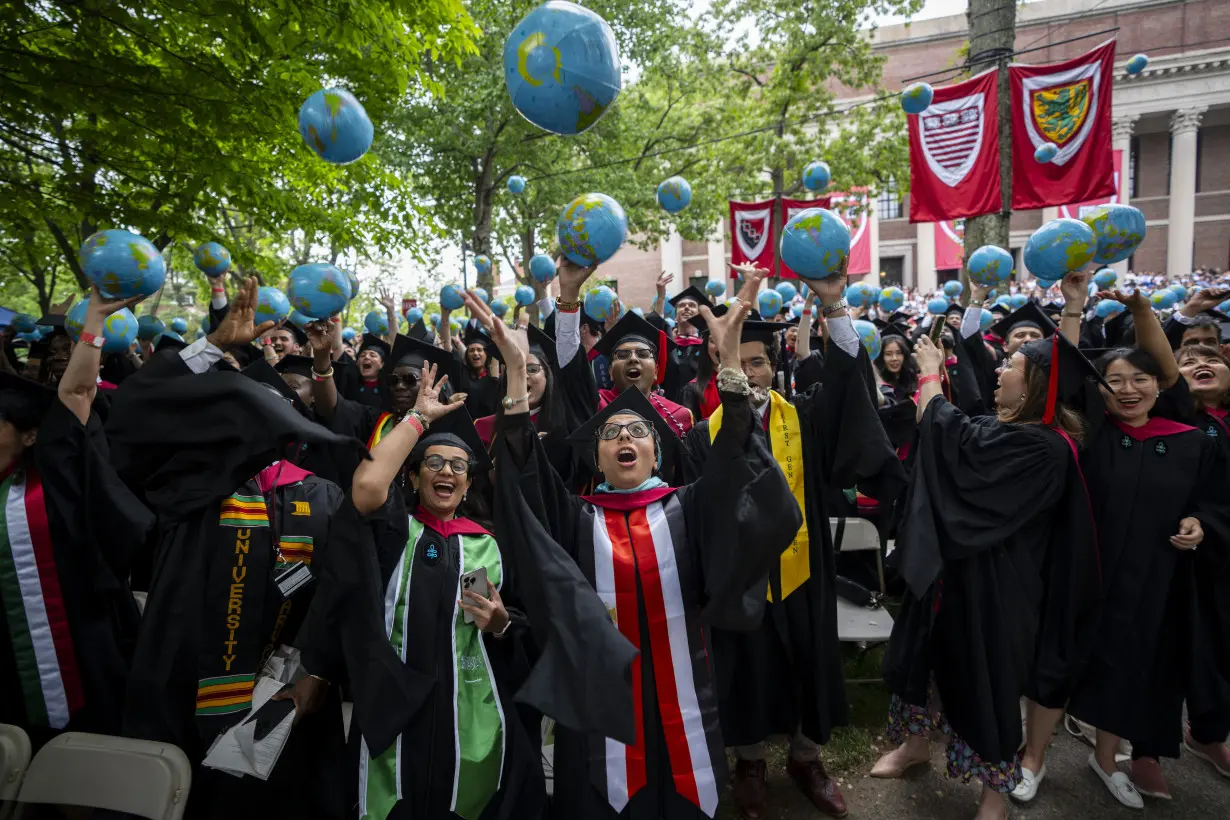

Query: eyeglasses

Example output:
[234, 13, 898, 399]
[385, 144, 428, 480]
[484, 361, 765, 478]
[526, 363, 544, 375]
[387, 372, 420, 387]
[742, 357, 771, 371]
[423, 454, 470, 475]
[612, 348, 655, 362]
[597, 420, 652, 440]
[998, 358, 1020, 373]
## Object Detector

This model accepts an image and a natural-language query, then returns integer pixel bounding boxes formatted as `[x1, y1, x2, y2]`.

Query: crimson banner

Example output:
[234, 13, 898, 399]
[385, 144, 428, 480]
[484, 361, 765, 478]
[1059, 149, 1124, 220]
[935, 220, 965, 271]
[828, 191, 871, 277]
[730, 200, 776, 273]
[1010, 39, 1116, 210]
[908, 68, 1001, 223]
[778, 196, 830, 279]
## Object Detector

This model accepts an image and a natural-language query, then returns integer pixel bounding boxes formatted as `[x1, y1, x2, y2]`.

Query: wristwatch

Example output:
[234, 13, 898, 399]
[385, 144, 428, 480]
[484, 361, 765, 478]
[501, 394, 529, 410]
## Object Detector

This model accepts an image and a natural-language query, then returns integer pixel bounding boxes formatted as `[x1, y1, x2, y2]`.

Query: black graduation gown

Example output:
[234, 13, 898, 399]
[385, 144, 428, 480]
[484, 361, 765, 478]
[494, 393, 803, 820]
[662, 339, 703, 404]
[454, 351, 501, 420]
[0, 399, 153, 748]
[355, 379, 393, 411]
[1067, 391, 1230, 757]
[882, 398, 1101, 766]
[681, 345, 905, 748]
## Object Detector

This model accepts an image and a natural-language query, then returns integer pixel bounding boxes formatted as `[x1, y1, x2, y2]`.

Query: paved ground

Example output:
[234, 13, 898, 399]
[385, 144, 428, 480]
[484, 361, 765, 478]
[727, 731, 1230, 819]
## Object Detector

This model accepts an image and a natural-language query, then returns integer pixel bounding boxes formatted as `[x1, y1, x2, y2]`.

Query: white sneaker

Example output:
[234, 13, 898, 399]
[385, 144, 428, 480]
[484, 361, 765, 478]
[1010, 762, 1047, 803]
[1088, 754, 1143, 809]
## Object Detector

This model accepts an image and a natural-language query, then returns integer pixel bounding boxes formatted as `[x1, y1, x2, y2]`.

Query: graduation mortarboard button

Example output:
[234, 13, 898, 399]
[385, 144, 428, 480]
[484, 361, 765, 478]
[565, 386, 680, 471]
[989, 301, 1057, 342]
[242, 358, 308, 415]
[359, 333, 391, 360]
[412, 405, 492, 472]
[668, 286, 715, 311]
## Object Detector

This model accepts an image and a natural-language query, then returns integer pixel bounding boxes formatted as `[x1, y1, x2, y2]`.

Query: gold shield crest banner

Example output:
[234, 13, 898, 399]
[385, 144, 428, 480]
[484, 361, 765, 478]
[1030, 79, 1091, 146]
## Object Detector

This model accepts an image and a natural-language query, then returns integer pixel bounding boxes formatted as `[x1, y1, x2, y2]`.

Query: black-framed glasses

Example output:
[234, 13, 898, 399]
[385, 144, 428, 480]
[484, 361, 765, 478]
[423, 454, 470, 475]
[526, 363, 545, 375]
[387, 372, 420, 387]
[612, 348, 655, 362]
[597, 420, 652, 440]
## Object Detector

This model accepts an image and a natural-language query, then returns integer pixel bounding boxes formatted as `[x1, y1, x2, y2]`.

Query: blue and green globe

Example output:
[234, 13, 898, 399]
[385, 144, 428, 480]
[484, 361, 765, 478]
[137, 314, 165, 341]
[557, 193, 627, 266]
[473, 286, 490, 304]
[405, 306, 424, 325]
[1024, 218, 1096, 281]
[901, 82, 933, 115]
[298, 88, 373, 165]
[583, 285, 617, 322]
[66, 305, 139, 353]
[943, 280, 964, 297]
[968, 245, 1014, 286]
[758, 289, 783, 317]
[364, 310, 389, 336]
[287, 263, 351, 320]
[503, 1, 621, 136]
[657, 176, 692, 214]
[193, 241, 231, 277]
[256, 286, 292, 325]
[342, 327, 357, 343]
[802, 161, 831, 192]
[11, 313, 37, 334]
[169, 317, 187, 334]
[492, 301, 510, 317]
[341, 268, 360, 299]
[529, 254, 556, 283]
[80, 229, 166, 299]
[474, 256, 493, 277]
[508, 175, 527, 194]
[515, 285, 536, 306]
[705, 280, 726, 298]
[853, 320, 882, 360]
[776, 282, 798, 302]
[779, 208, 850, 280]
[1096, 299, 1126, 319]
[440, 285, 465, 311]
[1083, 204, 1145, 265]
[287, 309, 311, 329]
[879, 287, 904, 312]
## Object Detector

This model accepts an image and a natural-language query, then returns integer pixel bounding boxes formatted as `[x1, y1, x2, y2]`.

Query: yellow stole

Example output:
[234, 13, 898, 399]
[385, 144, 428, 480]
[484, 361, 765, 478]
[709, 390, 809, 601]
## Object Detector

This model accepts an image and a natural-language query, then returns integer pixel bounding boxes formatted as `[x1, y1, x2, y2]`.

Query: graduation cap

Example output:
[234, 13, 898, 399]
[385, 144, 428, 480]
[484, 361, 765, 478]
[242, 358, 308, 415]
[224, 344, 263, 369]
[739, 319, 784, 348]
[1020, 332, 1109, 426]
[989, 302, 1056, 341]
[274, 354, 315, 379]
[565, 386, 679, 473]
[0, 371, 55, 430]
[359, 333, 391, 360]
[668, 286, 714, 311]
[389, 334, 459, 385]
[409, 405, 492, 472]
[989, 302, 1012, 317]
[154, 334, 187, 354]
[944, 303, 965, 319]
[682, 304, 728, 337]
[35, 313, 66, 330]
[462, 325, 494, 352]
[591, 311, 673, 386]
[1103, 310, 1135, 347]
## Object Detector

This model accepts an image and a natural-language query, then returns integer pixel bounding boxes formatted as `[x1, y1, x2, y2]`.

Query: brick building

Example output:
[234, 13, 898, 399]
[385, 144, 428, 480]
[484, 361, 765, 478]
[596, 0, 1230, 307]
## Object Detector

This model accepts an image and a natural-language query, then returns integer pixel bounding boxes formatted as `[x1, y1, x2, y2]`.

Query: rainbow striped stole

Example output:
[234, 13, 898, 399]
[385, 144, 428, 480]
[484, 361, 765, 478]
[219, 493, 269, 527]
[367, 412, 396, 450]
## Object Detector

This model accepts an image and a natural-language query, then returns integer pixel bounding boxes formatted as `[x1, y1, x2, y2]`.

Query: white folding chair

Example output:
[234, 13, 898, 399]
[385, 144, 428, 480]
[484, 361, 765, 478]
[17, 732, 191, 820]
[0, 723, 31, 820]
[830, 518, 895, 680]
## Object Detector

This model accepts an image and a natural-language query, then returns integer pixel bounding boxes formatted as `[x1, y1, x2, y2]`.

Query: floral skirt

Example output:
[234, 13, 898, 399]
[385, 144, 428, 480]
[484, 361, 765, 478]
[887, 693, 1023, 793]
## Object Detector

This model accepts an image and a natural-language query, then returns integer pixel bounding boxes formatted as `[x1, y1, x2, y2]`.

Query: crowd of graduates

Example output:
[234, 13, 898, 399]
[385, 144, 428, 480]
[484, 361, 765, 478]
[1, 254, 1229, 820]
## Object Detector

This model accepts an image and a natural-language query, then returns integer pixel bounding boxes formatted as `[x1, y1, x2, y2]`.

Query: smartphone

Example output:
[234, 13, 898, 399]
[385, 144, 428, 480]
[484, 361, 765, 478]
[460, 567, 488, 624]
[929, 315, 946, 345]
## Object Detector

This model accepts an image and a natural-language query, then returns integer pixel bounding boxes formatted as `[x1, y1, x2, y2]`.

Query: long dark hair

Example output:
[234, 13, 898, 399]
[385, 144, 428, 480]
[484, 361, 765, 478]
[876, 335, 918, 394]
[1094, 347, 1163, 380]
[494, 348, 557, 430]
[998, 358, 1088, 444]
[695, 339, 718, 387]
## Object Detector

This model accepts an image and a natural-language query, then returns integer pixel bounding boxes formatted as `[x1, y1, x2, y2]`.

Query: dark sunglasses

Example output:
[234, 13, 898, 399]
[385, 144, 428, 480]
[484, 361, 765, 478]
[387, 372, 421, 387]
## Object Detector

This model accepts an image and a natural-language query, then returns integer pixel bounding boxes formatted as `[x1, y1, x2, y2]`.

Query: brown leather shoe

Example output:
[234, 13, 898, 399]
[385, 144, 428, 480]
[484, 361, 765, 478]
[733, 758, 767, 820]
[787, 758, 848, 818]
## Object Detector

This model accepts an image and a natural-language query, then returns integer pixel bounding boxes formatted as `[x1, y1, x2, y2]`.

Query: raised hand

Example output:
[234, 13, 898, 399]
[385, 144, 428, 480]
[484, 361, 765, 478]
[459, 580, 510, 634]
[699, 294, 751, 368]
[655, 270, 673, 297]
[377, 286, 396, 313]
[733, 267, 765, 307]
[462, 289, 527, 371]
[50, 292, 77, 315]
[913, 334, 945, 377]
[305, 318, 337, 352]
[1183, 288, 1230, 317]
[413, 361, 463, 423]
[84, 285, 146, 327]
[803, 256, 851, 306]
[207, 277, 276, 348]
[556, 256, 597, 302]
[730, 263, 769, 283]
[1060, 270, 1090, 308]
[1098, 288, 1149, 314]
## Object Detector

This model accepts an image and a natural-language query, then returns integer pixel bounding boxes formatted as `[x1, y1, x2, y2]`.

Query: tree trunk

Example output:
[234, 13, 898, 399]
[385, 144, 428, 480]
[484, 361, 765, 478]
[961, 0, 1016, 297]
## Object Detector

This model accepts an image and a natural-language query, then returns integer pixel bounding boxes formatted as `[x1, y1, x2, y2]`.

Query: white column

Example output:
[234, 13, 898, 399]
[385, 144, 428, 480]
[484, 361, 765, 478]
[1167, 106, 1205, 280]
[916, 222, 937, 293]
[660, 229, 683, 298]
[864, 200, 881, 286]
[707, 217, 726, 284]
[1111, 114, 1139, 278]
[902, 247, 914, 288]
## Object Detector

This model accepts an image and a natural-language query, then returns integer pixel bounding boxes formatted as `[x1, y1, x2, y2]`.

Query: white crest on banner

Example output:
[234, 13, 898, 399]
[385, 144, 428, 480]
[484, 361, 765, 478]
[919, 92, 986, 188]
[735, 207, 771, 260]
[828, 193, 868, 247]
[1019, 59, 1104, 167]
[939, 218, 966, 244]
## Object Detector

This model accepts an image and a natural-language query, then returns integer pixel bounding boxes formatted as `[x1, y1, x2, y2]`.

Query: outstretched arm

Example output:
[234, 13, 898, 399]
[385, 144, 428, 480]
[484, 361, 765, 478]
[59, 286, 146, 424]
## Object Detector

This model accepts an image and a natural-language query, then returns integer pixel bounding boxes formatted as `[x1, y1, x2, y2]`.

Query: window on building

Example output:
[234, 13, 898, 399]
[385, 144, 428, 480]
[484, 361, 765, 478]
[877, 178, 903, 220]
[1129, 136, 1140, 198]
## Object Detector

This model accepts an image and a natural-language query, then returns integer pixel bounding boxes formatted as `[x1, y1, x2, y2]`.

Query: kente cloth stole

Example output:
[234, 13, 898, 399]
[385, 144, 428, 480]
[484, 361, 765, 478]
[360, 517, 506, 820]
[589, 502, 720, 818]
[709, 389, 809, 601]
[0, 467, 85, 729]
[367, 412, 397, 450]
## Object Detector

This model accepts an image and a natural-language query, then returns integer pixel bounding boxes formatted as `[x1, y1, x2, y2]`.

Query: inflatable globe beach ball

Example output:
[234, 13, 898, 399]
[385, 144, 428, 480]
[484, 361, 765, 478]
[1096, 299, 1126, 319]
[406, 306, 424, 324]
[429, 313, 441, 328]
[255, 286, 292, 326]
[853, 320, 882, 360]
[298, 88, 373, 165]
[790, 303, 804, 319]
[342, 327, 357, 343]
[287, 309, 312, 329]
[79, 229, 166, 299]
[65, 302, 139, 354]
[364, 310, 389, 336]
[1034, 142, 1059, 164]
[287, 263, 351, 319]
[515, 285, 536, 306]
[201, 315, 212, 334]
[136, 314, 165, 341]
[845, 284, 868, 308]
[473, 286, 490, 305]
[803, 160, 831, 193]
[1083, 204, 1146, 265]
[1151, 289, 1178, 310]
[979, 309, 995, 332]
[779, 208, 851, 280]
[926, 297, 949, 315]
[967, 245, 1014, 286]
[879, 287, 905, 313]
[529, 253, 556, 283]
[508, 175, 527, 194]
[1127, 54, 1149, 76]
[1169, 284, 1188, 302]
[1009, 294, 1029, 310]
[474, 255, 493, 277]
[342, 268, 360, 299]
[943, 280, 964, 298]
[170, 317, 188, 334]
[503, 1, 622, 136]
[1024, 218, 1096, 281]
[1093, 267, 1117, 289]
[705, 280, 726, 298]
[583, 285, 617, 322]
[11, 313, 37, 334]
[557, 193, 628, 266]
[758, 289, 783, 318]
[657, 176, 692, 214]
[63, 301, 87, 340]
[900, 82, 933, 115]
[440, 284, 466, 311]
[776, 281, 799, 302]
[193, 241, 231, 277]
[492, 301, 510, 318]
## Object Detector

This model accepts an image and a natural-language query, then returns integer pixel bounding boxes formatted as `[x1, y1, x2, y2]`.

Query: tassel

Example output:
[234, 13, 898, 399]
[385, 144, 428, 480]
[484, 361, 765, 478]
[1043, 332, 1060, 426]
[654, 329, 668, 385]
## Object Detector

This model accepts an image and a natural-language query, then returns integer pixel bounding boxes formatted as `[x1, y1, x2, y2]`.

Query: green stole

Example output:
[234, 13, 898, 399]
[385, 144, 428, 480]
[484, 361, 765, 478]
[361, 516, 506, 820]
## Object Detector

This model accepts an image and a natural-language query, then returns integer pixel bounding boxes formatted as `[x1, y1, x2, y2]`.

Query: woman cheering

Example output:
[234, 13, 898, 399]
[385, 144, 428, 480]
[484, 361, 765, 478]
[468, 282, 804, 820]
